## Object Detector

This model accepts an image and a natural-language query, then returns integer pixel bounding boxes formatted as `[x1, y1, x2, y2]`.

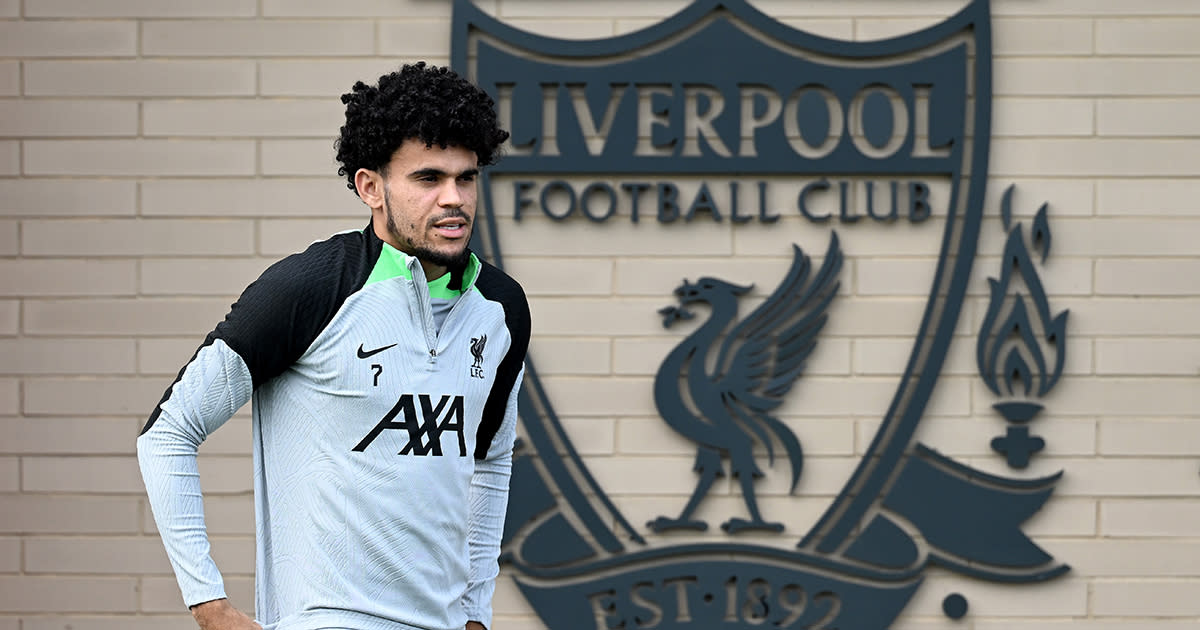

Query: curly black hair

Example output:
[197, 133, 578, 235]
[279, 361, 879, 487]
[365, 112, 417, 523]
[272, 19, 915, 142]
[335, 62, 510, 194]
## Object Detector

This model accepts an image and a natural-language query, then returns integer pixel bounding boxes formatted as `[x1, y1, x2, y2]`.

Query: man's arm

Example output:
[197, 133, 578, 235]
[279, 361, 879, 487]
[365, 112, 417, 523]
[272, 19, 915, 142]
[461, 366, 524, 629]
[137, 338, 254, 609]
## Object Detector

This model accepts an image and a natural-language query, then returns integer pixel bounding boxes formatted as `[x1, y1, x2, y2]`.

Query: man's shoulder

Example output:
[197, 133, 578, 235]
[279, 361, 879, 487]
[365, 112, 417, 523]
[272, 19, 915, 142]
[473, 258, 527, 306]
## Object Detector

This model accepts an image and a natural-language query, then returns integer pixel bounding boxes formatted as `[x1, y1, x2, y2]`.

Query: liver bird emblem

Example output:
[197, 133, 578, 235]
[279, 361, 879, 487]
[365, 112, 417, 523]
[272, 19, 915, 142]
[650, 235, 843, 534]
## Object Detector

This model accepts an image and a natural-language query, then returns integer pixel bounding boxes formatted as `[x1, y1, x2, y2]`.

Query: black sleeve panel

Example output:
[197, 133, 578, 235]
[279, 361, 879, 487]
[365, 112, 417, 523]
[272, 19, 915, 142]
[141, 225, 382, 435]
[473, 260, 531, 460]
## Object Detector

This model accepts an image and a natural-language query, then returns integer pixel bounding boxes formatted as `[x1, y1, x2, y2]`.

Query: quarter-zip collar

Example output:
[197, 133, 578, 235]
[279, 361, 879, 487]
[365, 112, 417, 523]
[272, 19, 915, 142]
[362, 222, 481, 294]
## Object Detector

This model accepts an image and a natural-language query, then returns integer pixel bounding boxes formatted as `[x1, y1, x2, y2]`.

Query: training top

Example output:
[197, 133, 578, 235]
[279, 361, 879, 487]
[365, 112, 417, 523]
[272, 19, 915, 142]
[136, 222, 530, 630]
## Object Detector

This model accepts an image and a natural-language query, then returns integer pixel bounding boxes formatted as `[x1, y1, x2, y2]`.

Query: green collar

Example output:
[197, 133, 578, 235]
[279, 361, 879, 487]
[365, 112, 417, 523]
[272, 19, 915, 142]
[365, 243, 479, 298]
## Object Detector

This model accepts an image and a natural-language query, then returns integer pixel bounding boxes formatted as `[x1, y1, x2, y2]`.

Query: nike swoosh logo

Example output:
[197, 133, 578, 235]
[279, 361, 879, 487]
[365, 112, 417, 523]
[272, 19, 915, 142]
[357, 343, 397, 359]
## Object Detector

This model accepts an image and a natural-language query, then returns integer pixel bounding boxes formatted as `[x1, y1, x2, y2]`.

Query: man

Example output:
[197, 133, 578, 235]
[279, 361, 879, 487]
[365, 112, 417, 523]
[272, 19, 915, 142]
[137, 62, 529, 630]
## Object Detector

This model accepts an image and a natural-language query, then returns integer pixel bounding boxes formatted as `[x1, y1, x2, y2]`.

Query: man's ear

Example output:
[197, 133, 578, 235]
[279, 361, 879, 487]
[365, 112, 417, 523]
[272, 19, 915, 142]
[354, 168, 385, 210]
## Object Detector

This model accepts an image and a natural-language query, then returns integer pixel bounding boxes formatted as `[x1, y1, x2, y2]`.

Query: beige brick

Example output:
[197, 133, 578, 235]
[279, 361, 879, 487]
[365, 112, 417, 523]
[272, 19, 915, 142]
[514, 0, 1200, 19]
[142, 20, 374, 57]
[903, 575, 1087, 617]
[1096, 259, 1200, 296]
[496, 216, 733, 257]
[0, 142, 16, 176]
[1024, 497, 1097, 537]
[894, 416, 1095, 458]
[24, 60, 256, 97]
[142, 178, 360, 217]
[0, 221, 15, 255]
[615, 414, 719, 456]
[24, 298, 230, 336]
[733, 216, 952, 260]
[144, 100, 342, 138]
[263, 0, 465, 16]
[0, 21, 136, 57]
[857, 17, 1092, 56]
[996, 59, 1200, 96]
[22, 616, 198, 630]
[856, 336, 1089, 378]
[0, 101, 138, 137]
[502, 257, 612, 296]
[0, 180, 136, 217]
[531, 297, 685, 336]
[0, 301, 17, 336]
[0, 380, 16, 416]
[1093, 580, 1200, 616]
[0, 338, 136, 375]
[22, 219, 255, 257]
[26, 0, 256, 17]
[0, 260, 136, 297]
[140, 257, 273, 296]
[140, 575, 253, 613]
[994, 0, 1200, 15]
[24, 377, 174, 416]
[983, 378, 1198, 416]
[526, 337, 610, 375]
[993, 139, 1200, 177]
[858, 256, 1092, 297]
[1056, 298, 1200, 336]
[556, 416, 616, 455]
[0, 0, 14, 16]
[993, 98, 1094, 137]
[1099, 418, 1200, 456]
[1097, 338, 1200, 377]
[825, 296, 975, 337]
[137, 337, 201, 375]
[1099, 180, 1200, 217]
[378, 20, 450, 56]
[612, 255, 795, 296]
[0, 458, 16, 492]
[984, 179, 1094, 218]
[996, 457, 1200, 497]
[1019, 218, 1198, 257]
[1047, 538, 1200, 576]
[0, 495, 141, 534]
[0, 537, 16, 572]
[1099, 99, 1200, 137]
[2, 416, 138, 455]
[0, 576, 137, 613]
[0, 62, 16, 96]
[1101, 499, 1200, 537]
[586, 454, 729, 496]
[978, 622, 1198, 630]
[259, 59, 412, 97]
[505, 19, 617, 40]
[260, 139, 340, 176]
[538, 375, 650, 416]
[26, 536, 171, 574]
[25, 140, 256, 177]
[21, 456, 142, 493]
[1098, 18, 1200, 55]
[258, 218, 366, 256]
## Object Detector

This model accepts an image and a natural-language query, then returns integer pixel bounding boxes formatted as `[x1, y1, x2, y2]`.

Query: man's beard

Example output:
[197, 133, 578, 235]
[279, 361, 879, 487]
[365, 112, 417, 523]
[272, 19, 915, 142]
[384, 202, 471, 272]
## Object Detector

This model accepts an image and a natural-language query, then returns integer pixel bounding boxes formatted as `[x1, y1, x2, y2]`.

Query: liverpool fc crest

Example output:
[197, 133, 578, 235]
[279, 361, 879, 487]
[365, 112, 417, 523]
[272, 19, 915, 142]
[452, 0, 1070, 627]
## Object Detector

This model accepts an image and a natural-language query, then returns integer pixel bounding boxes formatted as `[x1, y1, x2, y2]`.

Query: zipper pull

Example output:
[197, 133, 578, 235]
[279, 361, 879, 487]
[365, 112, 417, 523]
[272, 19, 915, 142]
[429, 349, 437, 358]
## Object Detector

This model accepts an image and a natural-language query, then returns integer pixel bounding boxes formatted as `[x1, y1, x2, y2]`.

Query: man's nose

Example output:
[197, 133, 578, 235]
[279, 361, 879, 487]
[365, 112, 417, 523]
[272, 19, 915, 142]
[438, 180, 463, 207]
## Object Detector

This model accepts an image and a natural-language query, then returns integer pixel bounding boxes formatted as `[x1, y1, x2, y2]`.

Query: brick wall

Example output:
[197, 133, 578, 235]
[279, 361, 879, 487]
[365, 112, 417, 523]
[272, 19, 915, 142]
[1, 1, 1197, 629]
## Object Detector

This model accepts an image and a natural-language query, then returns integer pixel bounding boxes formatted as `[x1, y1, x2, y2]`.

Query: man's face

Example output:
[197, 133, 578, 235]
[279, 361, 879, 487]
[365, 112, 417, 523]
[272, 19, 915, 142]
[377, 140, 479, 274]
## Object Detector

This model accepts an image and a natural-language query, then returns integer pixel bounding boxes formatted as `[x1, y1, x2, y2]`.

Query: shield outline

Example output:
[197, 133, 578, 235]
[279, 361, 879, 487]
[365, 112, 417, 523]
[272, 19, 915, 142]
[450, 0, 993, 572]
